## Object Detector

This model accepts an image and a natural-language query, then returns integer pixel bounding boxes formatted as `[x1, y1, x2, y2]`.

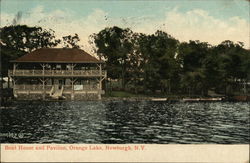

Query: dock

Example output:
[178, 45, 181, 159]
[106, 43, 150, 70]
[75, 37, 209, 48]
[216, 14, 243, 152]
[183, 97, 223, 102]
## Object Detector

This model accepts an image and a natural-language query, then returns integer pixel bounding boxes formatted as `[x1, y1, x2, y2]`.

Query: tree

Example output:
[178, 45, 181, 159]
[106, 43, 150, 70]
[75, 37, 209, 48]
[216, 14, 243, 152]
[91, 26, 134, 90]
[135, 30, 180, 93]
[0, 45, 26, 77]
[91, 26, 249, 96]
[0, 25, 60, 53]
[62, 33, 81, 48]
[212, 40, 250, 95]
[178, 40, 211, 95]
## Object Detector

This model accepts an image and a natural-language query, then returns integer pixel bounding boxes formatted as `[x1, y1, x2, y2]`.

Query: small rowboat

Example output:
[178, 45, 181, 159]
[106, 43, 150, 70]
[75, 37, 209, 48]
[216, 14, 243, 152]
[199, 97, 222, 101]
[151, 98, 168, 101]
[183, 97, 222, 102]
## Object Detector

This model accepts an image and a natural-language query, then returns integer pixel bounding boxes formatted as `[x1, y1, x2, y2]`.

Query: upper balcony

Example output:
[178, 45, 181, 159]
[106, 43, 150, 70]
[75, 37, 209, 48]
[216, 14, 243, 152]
[8, 69, 107, 78]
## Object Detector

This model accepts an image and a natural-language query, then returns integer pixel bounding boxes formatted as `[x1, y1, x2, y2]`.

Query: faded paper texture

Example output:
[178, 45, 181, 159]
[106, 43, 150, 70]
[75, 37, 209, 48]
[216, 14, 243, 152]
[0, 0, 250, 162]
[1, 144, 249, 162]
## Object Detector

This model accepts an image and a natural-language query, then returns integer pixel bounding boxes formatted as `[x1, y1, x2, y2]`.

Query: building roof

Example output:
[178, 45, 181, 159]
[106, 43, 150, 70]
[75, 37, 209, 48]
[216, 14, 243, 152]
[12, 48, 103, 63]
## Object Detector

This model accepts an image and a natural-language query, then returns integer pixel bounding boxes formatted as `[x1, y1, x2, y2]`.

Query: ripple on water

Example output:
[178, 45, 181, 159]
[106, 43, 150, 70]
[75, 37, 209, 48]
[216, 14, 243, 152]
[1, 101, 249, 144]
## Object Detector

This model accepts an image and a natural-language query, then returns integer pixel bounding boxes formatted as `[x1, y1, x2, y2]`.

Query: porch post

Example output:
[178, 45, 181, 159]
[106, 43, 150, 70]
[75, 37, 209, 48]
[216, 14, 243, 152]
[42, 64, 45, 76]
[42, 79, 45, 100]
[7, 76, 10, 88]
[13, 79, 16, 98]
[71, 63, 76, 76]
[71, 77, 74, 100]
[98, 63, 102, 100]
[13, 63, 16, 75]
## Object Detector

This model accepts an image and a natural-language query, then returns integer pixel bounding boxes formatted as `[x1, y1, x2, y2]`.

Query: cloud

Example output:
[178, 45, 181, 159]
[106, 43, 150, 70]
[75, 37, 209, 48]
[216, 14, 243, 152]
[1, 6, 249, 53]
[0, 7, 108, 54]
[162, 9, 249, 48]
[131, 8, 249, 48]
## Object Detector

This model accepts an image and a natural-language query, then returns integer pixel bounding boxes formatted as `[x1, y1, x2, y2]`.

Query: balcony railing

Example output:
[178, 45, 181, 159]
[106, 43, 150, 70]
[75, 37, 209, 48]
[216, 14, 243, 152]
[15, 84, 100, 91]
[9, 69, 107, 77]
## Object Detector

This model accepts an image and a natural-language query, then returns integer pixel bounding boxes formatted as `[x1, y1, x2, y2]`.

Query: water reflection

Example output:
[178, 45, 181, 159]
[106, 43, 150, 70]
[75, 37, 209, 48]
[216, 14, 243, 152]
[0, 101, 249, 144]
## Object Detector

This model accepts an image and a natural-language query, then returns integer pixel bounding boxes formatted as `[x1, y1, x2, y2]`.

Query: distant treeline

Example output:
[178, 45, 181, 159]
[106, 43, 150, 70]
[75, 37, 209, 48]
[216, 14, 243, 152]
[1, 25, 250, 95]
[91, 26, 250, 96]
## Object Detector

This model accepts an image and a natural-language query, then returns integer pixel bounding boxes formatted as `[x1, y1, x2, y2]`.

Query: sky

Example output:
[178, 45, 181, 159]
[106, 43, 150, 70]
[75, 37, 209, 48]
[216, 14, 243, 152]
[1, 0, 249, 53]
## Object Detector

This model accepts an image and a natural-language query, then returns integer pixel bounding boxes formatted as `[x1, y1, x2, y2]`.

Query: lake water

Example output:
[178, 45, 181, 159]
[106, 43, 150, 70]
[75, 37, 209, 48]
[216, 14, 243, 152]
[0, 101, 249, 144]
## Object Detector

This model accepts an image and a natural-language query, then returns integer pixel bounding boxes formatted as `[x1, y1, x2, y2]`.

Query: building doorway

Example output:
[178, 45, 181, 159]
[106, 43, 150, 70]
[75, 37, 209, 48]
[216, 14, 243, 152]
[54, 79, 64, 89]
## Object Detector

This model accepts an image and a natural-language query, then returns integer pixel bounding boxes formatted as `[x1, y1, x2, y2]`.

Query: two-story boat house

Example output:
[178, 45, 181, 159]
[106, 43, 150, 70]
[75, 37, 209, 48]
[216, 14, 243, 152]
[8, 48, 106, 100]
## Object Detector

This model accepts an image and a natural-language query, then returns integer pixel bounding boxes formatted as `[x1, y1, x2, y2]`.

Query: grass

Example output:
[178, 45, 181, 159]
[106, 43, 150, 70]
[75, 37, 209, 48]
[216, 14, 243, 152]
[104, 91, 211, 99]
[105, 90, 177, 98]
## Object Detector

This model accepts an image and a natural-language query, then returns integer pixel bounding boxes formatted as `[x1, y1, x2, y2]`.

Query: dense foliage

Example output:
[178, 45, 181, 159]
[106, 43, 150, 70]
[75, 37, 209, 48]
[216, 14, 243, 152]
[1, 25, 249, 95]
[92, 26, 250, 96]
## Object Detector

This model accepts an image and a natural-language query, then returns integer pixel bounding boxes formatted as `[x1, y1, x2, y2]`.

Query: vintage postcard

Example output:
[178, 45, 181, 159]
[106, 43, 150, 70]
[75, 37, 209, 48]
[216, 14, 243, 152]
[0, 0, 249, 162]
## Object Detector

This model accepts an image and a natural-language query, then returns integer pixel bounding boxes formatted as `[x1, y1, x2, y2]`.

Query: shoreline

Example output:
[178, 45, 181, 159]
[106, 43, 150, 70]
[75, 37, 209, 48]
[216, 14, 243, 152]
[1, 88, 250, 105]
[1, 96, 250, 104]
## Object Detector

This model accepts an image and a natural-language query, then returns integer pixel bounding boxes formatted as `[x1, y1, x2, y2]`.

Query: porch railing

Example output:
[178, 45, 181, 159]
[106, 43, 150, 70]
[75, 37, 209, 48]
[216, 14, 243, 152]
[9, 69, 107, 77]
[14, 84, 100, 91]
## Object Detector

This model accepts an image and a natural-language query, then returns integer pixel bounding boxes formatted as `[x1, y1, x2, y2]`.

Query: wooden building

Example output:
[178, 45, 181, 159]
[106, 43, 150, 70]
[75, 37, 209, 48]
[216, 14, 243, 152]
[8, 48, 107, 100]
